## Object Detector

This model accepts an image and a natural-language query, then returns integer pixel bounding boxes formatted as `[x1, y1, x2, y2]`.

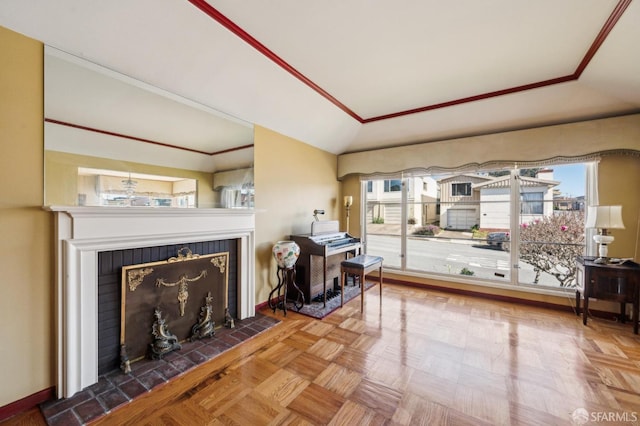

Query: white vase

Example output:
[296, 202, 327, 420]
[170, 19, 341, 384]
[272, 240, 300, 269]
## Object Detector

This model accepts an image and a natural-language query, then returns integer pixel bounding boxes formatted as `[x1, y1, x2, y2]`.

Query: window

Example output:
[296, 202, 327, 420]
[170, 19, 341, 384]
[452, 182, 471, 196]
[364, 163, 589, 290]
[521, 192, 543, 214]
[384, 179, 402, 192]
[367, 181, 373, 192]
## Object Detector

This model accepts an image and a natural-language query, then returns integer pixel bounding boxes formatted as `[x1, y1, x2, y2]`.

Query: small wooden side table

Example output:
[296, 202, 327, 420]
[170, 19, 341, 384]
[576, 256, 640, 334]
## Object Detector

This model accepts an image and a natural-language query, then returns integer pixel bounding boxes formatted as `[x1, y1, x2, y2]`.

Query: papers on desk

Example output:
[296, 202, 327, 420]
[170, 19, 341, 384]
[609, 258, 633, 265]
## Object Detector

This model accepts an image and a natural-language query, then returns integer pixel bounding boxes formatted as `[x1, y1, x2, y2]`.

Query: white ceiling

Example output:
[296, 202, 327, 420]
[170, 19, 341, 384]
[1, 0, 639, 159]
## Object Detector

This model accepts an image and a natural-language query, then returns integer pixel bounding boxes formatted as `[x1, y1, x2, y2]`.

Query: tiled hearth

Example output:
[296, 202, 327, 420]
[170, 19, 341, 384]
[40, 314, 279, 426]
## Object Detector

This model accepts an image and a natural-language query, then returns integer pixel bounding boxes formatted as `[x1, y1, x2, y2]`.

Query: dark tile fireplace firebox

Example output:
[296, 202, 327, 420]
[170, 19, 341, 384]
[98, 240, 237, 375]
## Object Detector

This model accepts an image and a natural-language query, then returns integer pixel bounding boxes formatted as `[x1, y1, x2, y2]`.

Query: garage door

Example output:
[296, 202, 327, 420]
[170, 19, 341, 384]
[447, 209, 475, 230]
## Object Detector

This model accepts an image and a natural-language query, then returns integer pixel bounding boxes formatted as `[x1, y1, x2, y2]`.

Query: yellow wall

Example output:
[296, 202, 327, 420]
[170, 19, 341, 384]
[45, 151, 214, 207]
[253, 126, 340, 303]
[0, 27, 52, 407]
[598, 155, 640, 260]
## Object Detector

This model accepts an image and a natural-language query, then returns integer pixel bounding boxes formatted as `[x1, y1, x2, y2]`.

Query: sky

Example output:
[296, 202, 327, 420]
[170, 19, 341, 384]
[551, 163, 586, 198]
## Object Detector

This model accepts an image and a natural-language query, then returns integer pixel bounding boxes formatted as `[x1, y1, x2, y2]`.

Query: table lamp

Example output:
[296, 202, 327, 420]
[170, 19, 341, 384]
[585, 205, 625, 264]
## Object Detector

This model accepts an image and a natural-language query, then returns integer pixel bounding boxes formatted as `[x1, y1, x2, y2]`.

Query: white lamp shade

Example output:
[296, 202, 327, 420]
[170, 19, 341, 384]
[585, 205, 625, 229]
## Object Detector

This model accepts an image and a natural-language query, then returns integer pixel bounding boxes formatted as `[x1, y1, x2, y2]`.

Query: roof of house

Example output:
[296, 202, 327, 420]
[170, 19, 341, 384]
[436, 174, 495, 184]
[472, 175, 559, 190]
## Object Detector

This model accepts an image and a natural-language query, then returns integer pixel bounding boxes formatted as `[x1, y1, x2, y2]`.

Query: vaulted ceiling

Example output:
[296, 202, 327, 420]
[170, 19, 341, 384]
[1, 0, 639, 159]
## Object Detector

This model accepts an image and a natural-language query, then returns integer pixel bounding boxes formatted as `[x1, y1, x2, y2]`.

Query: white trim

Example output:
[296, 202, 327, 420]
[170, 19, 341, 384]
[585, 162, 599, 257]
[46, 206, 256, 398]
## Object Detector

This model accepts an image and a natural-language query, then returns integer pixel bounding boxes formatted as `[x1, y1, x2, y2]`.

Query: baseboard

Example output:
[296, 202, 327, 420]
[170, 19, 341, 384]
[255, 300, 270, 311]
[384, 276, 578, 313]
[0, 387, 54, 422]
[384, 276, 635, 321]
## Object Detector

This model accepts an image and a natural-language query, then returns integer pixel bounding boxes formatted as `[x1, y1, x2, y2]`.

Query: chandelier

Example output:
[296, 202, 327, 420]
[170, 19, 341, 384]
[121, 173, 138, 198]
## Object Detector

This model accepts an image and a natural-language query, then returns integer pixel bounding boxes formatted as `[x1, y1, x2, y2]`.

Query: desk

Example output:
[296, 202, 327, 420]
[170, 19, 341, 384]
[576, 256, 640, 334]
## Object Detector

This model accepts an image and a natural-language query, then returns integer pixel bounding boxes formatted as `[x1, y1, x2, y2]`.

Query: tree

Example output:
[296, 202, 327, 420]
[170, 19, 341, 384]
[506, 211, 585, 287]
[489, 168, 541, 178]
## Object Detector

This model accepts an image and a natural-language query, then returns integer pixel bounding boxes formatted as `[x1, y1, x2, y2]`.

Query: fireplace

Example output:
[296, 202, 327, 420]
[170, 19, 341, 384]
[98, 242, 237, 375]
[47, 206, 255, 399]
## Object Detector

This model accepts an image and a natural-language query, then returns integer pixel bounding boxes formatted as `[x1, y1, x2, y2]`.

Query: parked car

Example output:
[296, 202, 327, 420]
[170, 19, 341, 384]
[487, 231, 509, 250]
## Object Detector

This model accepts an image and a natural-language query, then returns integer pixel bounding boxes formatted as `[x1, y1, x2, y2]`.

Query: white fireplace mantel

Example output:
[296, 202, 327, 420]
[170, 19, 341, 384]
[46, 206, 256, 398]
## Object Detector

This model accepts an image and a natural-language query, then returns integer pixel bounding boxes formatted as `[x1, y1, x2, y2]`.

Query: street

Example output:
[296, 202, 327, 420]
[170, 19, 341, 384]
[366, 234, 562, 287]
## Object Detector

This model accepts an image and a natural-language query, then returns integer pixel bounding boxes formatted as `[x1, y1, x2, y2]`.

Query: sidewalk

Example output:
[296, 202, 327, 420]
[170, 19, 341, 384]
[366, 224, 475, 240]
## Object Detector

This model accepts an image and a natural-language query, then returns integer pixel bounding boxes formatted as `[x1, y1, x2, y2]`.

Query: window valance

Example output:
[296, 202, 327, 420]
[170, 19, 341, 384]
[338, 114, 640, 179]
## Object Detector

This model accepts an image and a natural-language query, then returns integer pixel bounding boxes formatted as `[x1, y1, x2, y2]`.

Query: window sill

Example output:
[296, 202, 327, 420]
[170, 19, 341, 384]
[382, 268, 578, 307]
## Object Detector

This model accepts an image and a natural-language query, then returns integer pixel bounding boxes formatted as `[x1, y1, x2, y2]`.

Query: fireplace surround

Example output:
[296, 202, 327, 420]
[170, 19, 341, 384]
[47, 206, 255, 399]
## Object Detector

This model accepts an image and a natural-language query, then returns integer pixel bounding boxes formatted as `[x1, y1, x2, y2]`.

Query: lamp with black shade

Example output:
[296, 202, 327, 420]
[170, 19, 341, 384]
[585, 205, 625, 264]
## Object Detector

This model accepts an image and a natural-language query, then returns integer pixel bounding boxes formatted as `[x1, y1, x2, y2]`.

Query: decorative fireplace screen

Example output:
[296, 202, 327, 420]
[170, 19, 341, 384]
[121, 248, 229, 363]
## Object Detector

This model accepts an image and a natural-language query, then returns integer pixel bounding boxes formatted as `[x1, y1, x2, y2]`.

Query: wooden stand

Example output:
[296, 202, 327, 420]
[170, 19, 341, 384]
[268, 266, 304, 315]
[576, 256, 640, 334]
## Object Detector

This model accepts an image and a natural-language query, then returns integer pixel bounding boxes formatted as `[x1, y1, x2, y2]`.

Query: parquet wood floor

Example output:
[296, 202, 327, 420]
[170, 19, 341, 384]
[5, 283, 640, 425]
